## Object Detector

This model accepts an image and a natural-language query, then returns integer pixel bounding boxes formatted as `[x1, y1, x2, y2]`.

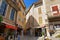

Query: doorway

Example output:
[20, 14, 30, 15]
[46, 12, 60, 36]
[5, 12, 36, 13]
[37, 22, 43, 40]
[35, 28, 42, 37]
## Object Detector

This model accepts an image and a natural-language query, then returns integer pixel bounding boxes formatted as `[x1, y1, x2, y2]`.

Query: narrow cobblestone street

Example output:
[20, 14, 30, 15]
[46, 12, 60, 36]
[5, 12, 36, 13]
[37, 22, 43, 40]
[20, 36, 60, 40]
[20, 36, 43, 40]
[51, 37, 60, 40]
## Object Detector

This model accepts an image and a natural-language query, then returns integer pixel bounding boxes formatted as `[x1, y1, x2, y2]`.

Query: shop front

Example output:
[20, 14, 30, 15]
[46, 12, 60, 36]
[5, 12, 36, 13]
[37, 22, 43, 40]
[0, 23, 17, 36]
[0, 23, 6, 35]
[5, 24, 17, 36]
[49, 16, 60, 36]
[0, 23, 18, 40]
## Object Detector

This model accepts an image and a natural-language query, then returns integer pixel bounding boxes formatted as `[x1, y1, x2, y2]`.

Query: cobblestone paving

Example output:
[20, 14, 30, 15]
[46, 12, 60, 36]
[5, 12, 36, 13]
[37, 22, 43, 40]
[50, 37, 60, 40]
[20, 36, 60, 40]
[20, 36, 44, 40]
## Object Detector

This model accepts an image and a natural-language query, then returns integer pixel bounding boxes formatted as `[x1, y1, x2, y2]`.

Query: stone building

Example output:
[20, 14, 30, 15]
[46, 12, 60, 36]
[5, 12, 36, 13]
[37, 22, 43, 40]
[0, 0, 26, 35]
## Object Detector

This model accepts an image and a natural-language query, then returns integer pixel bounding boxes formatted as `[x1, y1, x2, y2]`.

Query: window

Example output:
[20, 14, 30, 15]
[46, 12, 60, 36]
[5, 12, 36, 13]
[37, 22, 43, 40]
[39, 17, 42, 24]
[51, 5, 59, 16]
[10, 9, 15, 20]
[52, 6, 58, 11]
[0, 0, 7, 16]
[38, 8, 42, 14]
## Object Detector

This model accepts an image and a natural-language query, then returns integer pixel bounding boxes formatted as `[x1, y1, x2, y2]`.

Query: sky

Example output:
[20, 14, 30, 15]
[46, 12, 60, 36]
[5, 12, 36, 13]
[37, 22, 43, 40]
[24, 0, 39, 8]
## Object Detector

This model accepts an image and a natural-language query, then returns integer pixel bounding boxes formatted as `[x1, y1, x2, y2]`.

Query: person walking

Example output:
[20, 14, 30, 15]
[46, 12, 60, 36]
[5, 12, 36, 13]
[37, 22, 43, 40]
[17, 32, 20, 40]
[15, 34, 18, 40]
[10, 36, 13, 40]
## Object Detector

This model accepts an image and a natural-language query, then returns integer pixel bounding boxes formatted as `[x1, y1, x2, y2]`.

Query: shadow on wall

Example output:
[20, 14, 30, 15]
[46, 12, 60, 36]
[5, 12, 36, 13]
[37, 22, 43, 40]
[26, 15, 40, 29]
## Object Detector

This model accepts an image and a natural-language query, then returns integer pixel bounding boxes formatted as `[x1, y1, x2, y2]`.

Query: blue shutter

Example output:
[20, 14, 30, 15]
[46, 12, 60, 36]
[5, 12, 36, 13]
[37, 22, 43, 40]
[0, 0, 7, 16]
[10, 9, 15, 20]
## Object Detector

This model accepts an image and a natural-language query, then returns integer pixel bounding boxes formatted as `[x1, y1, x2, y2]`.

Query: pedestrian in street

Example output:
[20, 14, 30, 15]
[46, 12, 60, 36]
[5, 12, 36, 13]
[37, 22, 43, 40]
[10, 36, 13, 40]
[17, 32, 20, 40]
[15, 34, 18, 40]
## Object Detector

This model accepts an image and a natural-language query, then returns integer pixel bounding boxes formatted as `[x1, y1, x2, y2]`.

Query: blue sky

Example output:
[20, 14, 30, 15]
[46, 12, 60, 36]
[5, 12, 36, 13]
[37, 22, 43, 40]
[24, 0, 38, 8]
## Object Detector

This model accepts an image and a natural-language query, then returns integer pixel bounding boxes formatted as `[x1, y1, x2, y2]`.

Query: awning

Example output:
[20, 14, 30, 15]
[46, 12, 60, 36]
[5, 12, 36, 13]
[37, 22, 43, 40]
[6, 24, 17, 30]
